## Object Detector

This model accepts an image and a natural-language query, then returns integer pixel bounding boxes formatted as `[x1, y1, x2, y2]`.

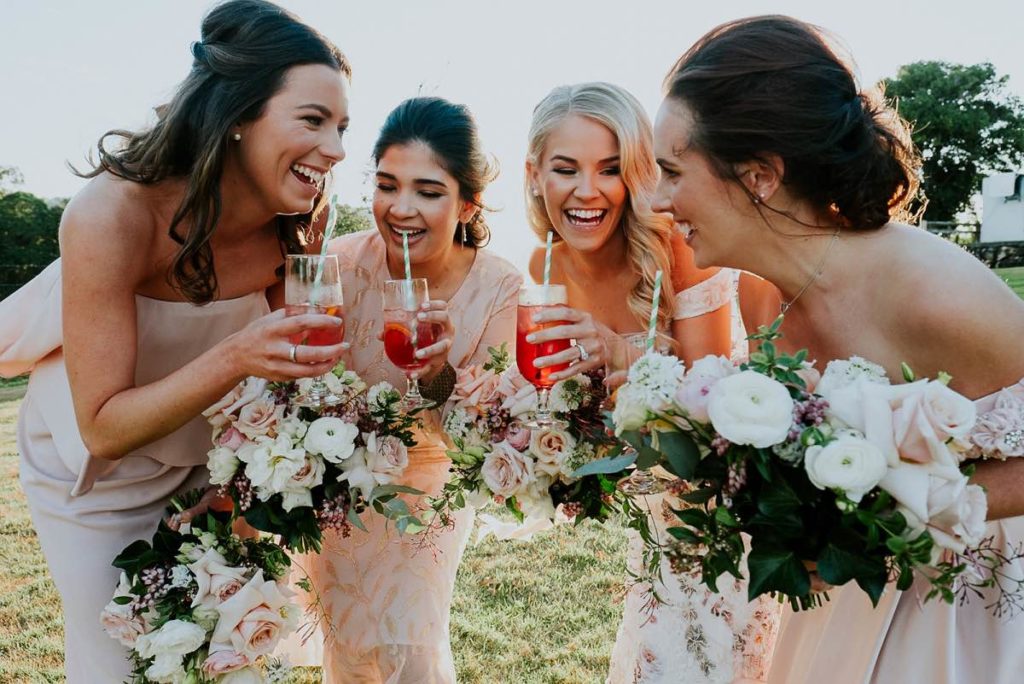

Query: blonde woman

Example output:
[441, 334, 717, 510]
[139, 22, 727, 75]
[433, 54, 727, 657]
[523, 82, 780, 684]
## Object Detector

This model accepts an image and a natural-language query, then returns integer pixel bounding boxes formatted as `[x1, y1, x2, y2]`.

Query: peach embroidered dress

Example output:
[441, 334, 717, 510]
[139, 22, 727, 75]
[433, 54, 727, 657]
[300, 231, 522, 683]
[606, 267, 781, 684]
[768, 380, 1024, 684]
[0, 259, 268, 683]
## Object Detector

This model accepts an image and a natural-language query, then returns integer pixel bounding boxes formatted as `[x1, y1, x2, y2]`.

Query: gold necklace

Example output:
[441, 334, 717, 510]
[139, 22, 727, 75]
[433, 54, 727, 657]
[780, 228, 840, 315]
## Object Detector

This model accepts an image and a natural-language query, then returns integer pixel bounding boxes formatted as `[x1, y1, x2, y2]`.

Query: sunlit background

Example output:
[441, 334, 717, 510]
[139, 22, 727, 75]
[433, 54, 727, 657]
[2, 0, 1021, 271]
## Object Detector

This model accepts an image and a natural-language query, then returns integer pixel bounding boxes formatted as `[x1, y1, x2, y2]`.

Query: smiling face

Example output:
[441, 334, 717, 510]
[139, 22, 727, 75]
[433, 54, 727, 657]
[652, 99, 755, 269]
[234, 63, 350, 216]
[529, 114, 628, 253]
[372, 141, 475, 265]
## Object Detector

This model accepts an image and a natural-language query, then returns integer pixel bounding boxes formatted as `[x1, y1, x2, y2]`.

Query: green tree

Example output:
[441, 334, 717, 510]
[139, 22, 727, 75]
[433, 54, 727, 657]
[331, 202, 373, 236]
[0, 190, 64, 298]
[883, 61, 1024, 221]
[0, 165, 24, 196]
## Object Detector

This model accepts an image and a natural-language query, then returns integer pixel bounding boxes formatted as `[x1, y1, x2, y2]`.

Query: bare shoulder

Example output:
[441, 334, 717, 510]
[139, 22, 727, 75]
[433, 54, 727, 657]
[59, 174, 164, 286]
[871, 224, 1024, 387]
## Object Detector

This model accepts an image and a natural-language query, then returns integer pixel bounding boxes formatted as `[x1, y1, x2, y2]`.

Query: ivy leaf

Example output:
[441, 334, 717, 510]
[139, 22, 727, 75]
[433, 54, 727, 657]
[747, 547, 809, 599]
[817, 543, 886, 588]
[658, 431, 701, 480]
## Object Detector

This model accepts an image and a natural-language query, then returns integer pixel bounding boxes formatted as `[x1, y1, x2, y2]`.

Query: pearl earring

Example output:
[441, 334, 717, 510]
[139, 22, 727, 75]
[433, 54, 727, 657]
[532, 188, 540, 197]
[232, 133, 241, 141]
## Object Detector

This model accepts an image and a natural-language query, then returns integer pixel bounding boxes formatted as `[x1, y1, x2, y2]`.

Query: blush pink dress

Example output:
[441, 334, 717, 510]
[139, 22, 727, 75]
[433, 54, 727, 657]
[0, 259, 269, 683]
[768, 380, 1024, 684]
[295, 231, 522, 683]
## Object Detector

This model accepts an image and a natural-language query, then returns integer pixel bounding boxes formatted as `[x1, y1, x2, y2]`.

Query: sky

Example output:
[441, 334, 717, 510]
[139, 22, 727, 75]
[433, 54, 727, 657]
[2, 0, 1021, 272]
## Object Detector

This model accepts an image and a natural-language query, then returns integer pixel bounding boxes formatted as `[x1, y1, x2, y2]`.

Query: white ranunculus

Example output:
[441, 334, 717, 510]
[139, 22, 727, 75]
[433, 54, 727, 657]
[211, 570, 296, 661]
[707, 371, 794, 448]
[188, 548, 249, 609]
[134, 619, 206, 661]
[207, 446, 241, 486]
[481, 442, 535, 497]
[303, 417, 359, 464]
[529, 428, 577, 479]
[804, 433, 888, 503]
[612, 385, 650, 434]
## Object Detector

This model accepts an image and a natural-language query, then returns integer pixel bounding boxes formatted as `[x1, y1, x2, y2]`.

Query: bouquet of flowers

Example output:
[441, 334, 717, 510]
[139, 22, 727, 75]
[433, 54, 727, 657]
[435, 345, 635, 532]
[204, 362, 426, 553]
[101, 490, 297, 683]
[604, 319, 1023, 613]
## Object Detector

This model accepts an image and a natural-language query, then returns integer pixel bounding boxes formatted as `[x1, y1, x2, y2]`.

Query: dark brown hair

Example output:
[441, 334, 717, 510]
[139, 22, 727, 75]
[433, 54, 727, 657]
[664, 15, 919, 230]
[77, 0, 351, 303]
[372, 97, 496, 247]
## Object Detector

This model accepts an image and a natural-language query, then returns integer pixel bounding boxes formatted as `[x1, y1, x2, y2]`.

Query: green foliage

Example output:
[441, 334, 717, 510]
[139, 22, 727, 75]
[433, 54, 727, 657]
[0, 190, 64, 295]
[332, 202, 373, 236]
[883, 61, 1024, 220]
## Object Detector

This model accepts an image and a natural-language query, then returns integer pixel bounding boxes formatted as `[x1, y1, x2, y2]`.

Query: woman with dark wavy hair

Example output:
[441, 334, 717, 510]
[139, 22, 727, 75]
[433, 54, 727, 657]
[0, 1, 351, 679]
[652, 15, 1024, 684]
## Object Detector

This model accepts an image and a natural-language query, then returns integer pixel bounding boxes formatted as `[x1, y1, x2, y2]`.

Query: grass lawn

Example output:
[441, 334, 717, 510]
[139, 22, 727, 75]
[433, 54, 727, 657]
[0, 395, 627, 683]
[1, 267, 1020, 682]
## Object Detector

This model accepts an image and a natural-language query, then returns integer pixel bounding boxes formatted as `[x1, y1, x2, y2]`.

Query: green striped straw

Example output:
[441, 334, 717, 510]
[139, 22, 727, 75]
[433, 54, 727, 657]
[403, 232, 413, 281]
[311, 194, 339, 303]
[543, 231, 553, 288]
[646, 269, 663, 351]
[402, 232, 417, 310]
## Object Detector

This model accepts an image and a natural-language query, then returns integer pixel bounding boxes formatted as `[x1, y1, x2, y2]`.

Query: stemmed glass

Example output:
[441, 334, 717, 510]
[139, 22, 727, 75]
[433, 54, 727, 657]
[383, 278, 441, 410]
[285, 255, 345, 408]
[516, 284, 571, 428]
[612, 332, 670, 495]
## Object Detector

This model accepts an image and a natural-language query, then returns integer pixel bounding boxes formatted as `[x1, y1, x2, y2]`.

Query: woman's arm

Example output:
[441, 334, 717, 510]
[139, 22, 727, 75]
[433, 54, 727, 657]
[61, 193, 343, 461]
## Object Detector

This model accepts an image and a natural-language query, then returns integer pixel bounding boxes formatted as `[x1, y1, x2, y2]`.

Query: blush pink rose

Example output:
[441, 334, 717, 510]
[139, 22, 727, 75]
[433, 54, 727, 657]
[210, 571, 296, 661]
[202, 648, 251, 677]
[218, 427, 247, 451]
[204, 378, 269, 429]
[675, 355, 737, 423]
[451, 366, 503, 414]
[234, 398, 285, 440]
[505, 422, 531, 451]
[893, 381, 976, 464]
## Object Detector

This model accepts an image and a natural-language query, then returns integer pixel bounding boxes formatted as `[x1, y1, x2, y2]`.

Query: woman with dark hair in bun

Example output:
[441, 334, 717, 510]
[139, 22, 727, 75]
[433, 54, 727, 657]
[0, 1, 350, 679]
[653, 15, 1024, 684]
[303, 96, 521, 682]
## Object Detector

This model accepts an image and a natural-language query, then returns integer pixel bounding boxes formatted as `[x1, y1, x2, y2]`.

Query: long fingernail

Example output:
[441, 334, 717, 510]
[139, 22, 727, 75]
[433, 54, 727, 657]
[417, 312, 426, 320]
[531, 314, 540, 324]
[526, 334, 536, 343]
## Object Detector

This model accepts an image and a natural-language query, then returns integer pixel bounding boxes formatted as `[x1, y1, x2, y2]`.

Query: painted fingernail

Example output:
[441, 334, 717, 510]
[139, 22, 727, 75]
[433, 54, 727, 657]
[526, 334, 536, 343]
[417, 312, 427, 320]
[415, 350, 424, 359]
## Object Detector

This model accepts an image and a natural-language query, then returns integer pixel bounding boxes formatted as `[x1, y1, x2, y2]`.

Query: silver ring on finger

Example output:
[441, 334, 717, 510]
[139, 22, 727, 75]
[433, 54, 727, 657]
[289, 343, 298, 363]
[576, 342, 590, 363]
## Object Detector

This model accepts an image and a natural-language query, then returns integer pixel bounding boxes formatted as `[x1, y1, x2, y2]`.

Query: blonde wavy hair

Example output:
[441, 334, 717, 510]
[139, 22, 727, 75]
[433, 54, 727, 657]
[525, 82, 676, 331]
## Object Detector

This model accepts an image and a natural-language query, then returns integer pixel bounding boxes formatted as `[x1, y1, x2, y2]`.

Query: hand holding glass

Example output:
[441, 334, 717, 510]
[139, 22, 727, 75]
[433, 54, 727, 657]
[516, 284, 571, 428]
[383, 278, 443, 410]
[285, 255, 345, 407]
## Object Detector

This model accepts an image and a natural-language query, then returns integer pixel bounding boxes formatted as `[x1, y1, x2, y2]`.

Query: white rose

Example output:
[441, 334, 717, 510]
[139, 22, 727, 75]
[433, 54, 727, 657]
[675, 354, 737, 423]
[100, 572, 146, 647]
[188, 548, 249, 609]
[207, 446, 241, 487]
[804, 433, 888, 503]
[276, 410, 308, 441]
[144, 654, 187, 684]
[211, 570, 296, 661]
[303, 417, 359, 464]
[481, 442, 535, 497]
[612, 384, 650, 434]
[245, 434, 305, 497]
[134, 619, 206, 660]
[883, 460, 989, 552]
[816, 356, 889, 397]
[529, 428, 577, 479]
[891, 381, 977, 464]
[220, 667, 265, 684]
[707, 371, 794, 448]
[363, 433, 409, 483]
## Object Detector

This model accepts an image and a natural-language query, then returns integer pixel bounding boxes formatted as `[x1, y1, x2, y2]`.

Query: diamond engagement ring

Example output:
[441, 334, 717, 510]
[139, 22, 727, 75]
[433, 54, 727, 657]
[289, 343, 298, 363]
[576, 343, 589, 362]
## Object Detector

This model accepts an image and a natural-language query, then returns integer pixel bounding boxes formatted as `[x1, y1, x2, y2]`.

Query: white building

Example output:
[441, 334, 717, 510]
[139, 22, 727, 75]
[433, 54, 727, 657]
[981, 172, 1024, 242]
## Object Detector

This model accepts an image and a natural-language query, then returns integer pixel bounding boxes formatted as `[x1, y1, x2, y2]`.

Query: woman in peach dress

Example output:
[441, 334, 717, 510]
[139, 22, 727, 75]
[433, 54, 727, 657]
[0, 2, 351, 680]
[301, 97, 522, 683]
[522, 82, 780, 684]
[652, 15, 1024, 684]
